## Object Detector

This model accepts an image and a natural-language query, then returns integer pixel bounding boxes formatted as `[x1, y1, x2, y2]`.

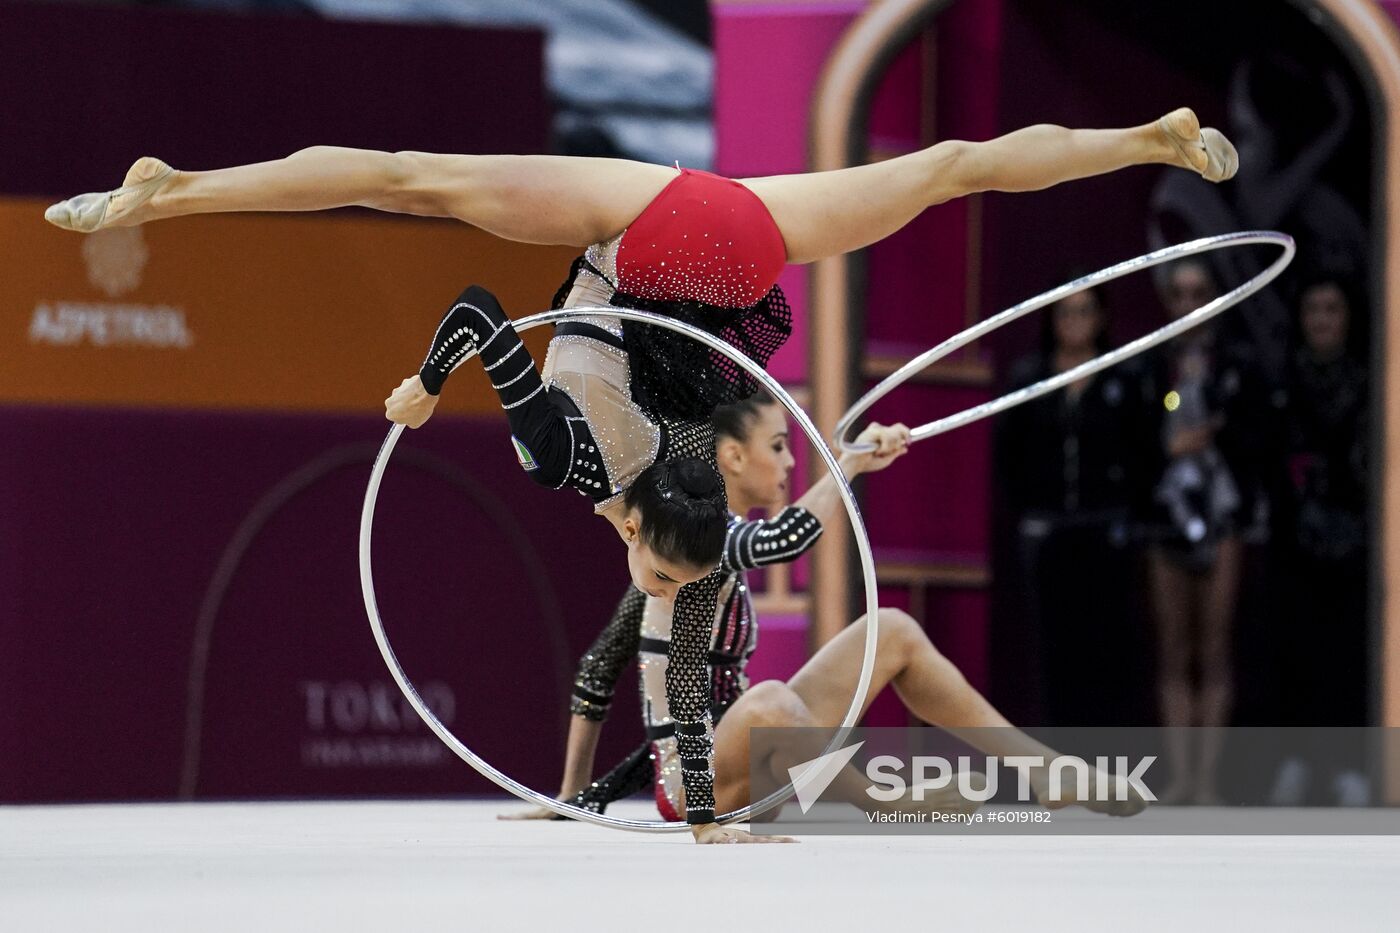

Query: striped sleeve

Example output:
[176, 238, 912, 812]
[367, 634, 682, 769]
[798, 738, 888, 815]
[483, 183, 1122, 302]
[569, 585, 646, 722]
[721, 506, 823, 573]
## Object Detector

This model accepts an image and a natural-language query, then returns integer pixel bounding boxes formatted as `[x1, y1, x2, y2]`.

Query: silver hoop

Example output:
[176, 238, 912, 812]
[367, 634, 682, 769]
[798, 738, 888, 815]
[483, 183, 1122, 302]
[835, 231, 1296, 451]
[360, 305, 880, 832]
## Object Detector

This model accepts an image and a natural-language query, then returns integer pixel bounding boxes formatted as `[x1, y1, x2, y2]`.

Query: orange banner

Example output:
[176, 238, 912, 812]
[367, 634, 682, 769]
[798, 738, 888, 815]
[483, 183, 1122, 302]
[2, 198, 577, 415]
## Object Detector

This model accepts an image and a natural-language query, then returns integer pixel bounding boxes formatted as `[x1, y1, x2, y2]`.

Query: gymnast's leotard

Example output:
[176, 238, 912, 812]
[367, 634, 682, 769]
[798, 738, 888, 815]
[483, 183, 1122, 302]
[608, 167, 786, 308]
[567, 506, 824, 820]
[415, 167, 791, 826]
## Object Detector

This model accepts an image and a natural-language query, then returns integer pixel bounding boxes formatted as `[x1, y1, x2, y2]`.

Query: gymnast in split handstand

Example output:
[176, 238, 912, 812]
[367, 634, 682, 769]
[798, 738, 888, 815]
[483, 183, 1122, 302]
[46, 108, 1231, 842]
[502, 392, 1148, 826]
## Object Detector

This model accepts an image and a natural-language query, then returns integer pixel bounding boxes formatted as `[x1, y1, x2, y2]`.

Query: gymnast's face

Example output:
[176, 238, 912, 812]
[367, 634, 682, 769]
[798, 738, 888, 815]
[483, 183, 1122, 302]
[717, 402, 794, 511]
[621, 514, 711, 602]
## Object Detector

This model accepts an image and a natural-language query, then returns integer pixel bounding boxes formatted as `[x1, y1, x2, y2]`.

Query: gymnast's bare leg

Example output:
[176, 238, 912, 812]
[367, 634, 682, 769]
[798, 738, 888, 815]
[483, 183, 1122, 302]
[46, 109, 1233, 258]
[745, 108, 1232, 262]
[709, 608, 1149, 817]
[46, 150, 678, 247]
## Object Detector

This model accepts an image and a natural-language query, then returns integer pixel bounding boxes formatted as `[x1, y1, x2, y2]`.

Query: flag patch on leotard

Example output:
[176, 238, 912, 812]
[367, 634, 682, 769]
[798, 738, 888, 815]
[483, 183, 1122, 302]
[511, 436, 538, 471]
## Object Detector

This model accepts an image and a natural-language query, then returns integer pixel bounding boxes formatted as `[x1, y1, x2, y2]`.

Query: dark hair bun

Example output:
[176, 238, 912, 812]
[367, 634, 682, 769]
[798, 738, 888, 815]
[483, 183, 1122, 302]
[672, 458, 722, 500]
[623, 458, 728, 569]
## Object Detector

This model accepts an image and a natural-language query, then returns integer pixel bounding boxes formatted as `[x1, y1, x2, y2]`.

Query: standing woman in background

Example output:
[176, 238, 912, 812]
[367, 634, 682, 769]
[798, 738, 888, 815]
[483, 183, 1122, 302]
[1269, 273, 1370, 805]
[997, 281, 1157, 727]
[1146, 258, 1266, 805]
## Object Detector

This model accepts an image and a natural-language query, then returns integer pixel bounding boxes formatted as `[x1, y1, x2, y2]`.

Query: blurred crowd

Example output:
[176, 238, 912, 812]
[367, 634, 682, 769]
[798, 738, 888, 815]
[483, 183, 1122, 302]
[985, 37, 1376, 806]
[995, 257, 1371, 805]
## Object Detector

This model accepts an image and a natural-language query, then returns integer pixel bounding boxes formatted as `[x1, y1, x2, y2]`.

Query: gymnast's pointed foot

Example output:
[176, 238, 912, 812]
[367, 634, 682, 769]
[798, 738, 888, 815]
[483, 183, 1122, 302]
[44, 157, 178, 232]
[1157, 107, 1238, 182]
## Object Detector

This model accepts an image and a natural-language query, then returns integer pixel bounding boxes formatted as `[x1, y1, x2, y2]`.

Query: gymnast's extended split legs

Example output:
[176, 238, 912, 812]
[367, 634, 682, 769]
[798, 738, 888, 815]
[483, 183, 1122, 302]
[46, 108, 1235, 265]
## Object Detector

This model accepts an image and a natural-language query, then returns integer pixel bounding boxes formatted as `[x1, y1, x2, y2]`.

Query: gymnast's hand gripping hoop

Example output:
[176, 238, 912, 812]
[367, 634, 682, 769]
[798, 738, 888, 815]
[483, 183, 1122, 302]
[835, 231, 1296, 451]
[360, 306, 880, 833]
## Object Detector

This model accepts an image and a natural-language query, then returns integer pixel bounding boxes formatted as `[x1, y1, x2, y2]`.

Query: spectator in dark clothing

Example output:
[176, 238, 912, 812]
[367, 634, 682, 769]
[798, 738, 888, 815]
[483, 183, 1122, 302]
[1268, 273, 1371, 806]
[997, 283, 1156, 726]
[1145, 258, 1270, 805]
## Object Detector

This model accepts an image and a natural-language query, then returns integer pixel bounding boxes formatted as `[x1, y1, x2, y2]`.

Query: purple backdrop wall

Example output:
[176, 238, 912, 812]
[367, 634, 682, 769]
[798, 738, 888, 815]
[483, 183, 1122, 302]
[0, 2, 550, 198]
[0, 407, 634, 801]
[0, 5, 641, 803]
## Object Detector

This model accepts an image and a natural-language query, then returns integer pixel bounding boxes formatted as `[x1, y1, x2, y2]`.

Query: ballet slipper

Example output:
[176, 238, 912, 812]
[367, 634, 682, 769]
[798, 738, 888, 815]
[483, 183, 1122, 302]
[45, 157, 177, 232]
[1158, 107, 1239, 183]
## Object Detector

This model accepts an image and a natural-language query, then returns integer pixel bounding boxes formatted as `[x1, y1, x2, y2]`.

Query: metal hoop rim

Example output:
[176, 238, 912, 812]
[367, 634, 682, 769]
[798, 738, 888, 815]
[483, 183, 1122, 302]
[835, 230, 1296, 451]
[360, 305, 881, 833]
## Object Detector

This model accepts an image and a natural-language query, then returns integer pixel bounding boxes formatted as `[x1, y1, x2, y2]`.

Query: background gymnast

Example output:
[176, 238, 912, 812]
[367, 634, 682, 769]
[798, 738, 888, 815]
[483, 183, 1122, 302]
[45, 107, 1231, 843]
[506, 391, 1148, 827]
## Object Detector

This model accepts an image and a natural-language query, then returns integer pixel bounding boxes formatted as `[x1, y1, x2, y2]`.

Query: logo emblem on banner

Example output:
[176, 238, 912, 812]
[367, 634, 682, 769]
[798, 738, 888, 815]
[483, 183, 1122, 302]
[29, 225, 193, 350]
[82, 227, 149, 298]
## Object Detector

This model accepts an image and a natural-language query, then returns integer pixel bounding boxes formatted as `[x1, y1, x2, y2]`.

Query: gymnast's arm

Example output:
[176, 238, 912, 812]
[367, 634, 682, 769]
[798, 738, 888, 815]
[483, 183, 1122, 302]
[665, 572, 722, 836]
[385, 283, 537, 429]
[386, 284, 588, 497]
[560, 585, 646, 795]
[785, 421, 912, 530]
[718, 421, 910, 574]
[722, 506, 824, 574]
[668, 574, 793, 843]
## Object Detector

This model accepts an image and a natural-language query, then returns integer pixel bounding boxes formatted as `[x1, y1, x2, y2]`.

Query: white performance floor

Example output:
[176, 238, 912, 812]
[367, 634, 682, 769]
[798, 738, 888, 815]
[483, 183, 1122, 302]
[3, 799, 1399, 932]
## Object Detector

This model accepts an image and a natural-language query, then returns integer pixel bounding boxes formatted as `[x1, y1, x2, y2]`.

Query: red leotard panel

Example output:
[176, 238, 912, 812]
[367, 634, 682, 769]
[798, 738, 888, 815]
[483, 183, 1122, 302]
[615, 168, 788, 309]
[652, 745, 683, 823]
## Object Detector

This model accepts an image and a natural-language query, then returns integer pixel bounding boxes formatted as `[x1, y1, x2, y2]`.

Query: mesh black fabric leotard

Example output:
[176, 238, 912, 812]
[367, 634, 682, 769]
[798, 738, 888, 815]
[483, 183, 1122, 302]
[650, 412, 726, 823]
[567, 505, 824, 722]
[566, 506, 823, 818]
[570, 586, 645, 723]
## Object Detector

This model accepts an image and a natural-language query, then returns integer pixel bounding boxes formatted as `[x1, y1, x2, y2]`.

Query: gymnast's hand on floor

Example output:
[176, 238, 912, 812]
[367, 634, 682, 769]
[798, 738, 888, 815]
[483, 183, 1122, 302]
[385, 375, 439, 428]
[690, 823, 796, 844]
[838, 422, 912, 479]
